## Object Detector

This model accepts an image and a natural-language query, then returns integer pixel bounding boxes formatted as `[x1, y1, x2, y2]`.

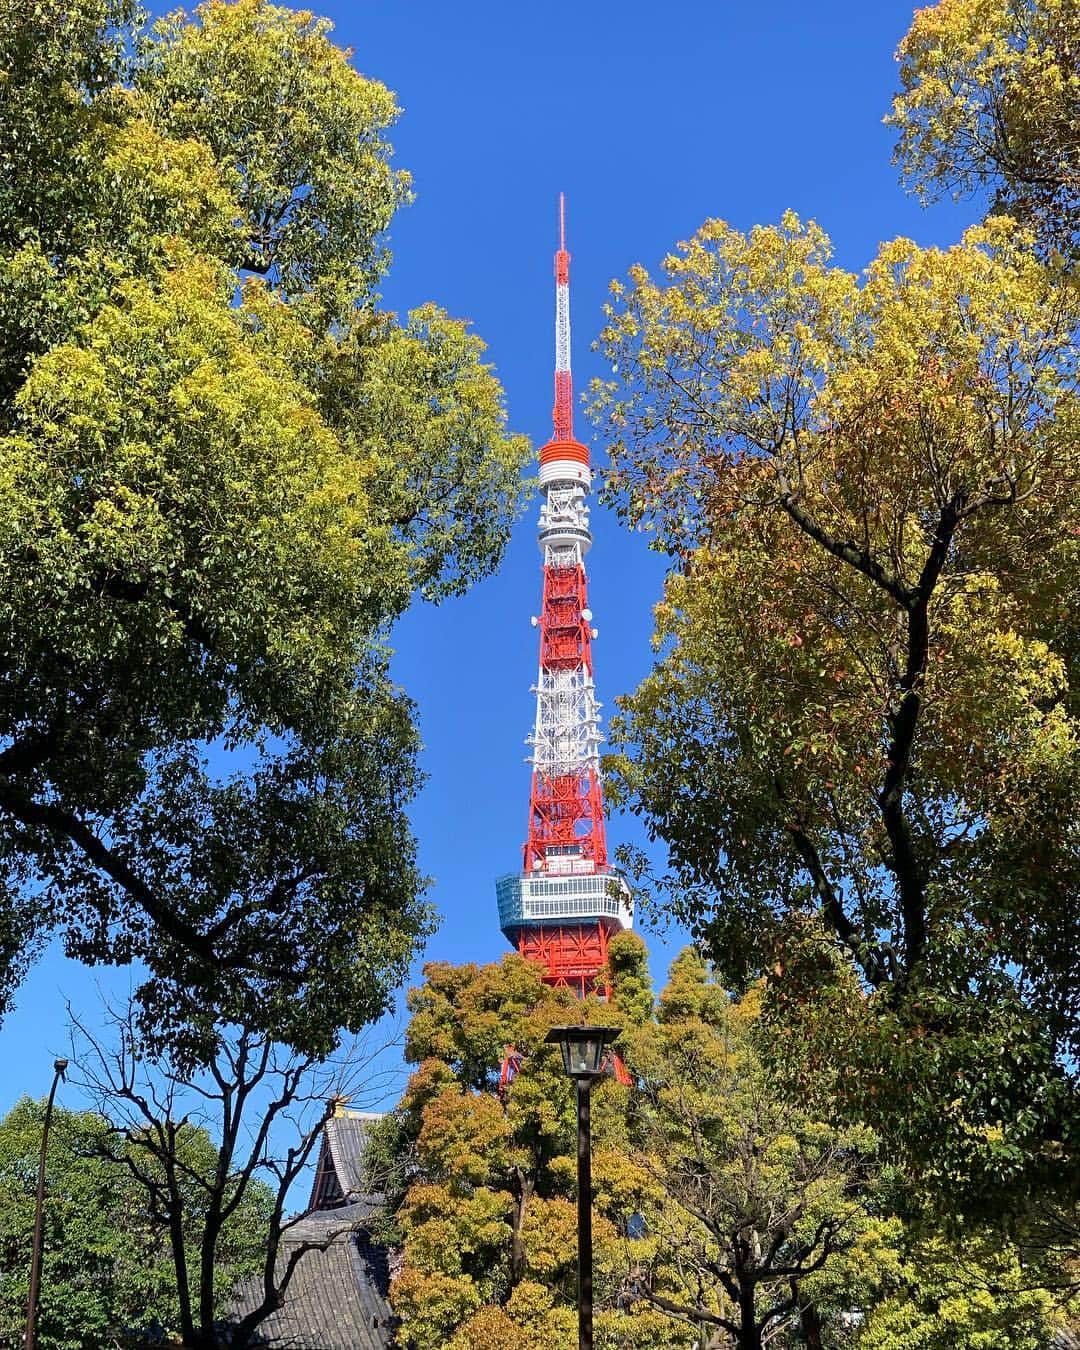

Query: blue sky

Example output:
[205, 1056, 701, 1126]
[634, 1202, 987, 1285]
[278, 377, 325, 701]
[1, 0, 974, 1113]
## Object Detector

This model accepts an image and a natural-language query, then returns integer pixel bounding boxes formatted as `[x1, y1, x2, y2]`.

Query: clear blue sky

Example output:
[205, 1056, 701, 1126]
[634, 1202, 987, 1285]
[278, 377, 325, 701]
[1, 0, 973, 1113]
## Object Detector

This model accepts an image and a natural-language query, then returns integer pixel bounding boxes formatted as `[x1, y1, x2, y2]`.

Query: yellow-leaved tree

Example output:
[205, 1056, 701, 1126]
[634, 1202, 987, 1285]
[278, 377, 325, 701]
[888, 0, 1079, 255]
[589, 212, 1080, 1204]
[368, 946, 1067, 1348]
[0, 0, 529, 1060]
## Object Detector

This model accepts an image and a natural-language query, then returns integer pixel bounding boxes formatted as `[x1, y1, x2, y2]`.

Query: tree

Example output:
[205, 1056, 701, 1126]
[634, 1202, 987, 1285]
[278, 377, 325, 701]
[0, 0, 528, 1054]
[887, 0, 1080, 256]
[374, 948, 1071, 1349]
[588, 212, 1080, 1200]
[620, 952, 899, 1350]
[70, 1001, 395, 1350]
[0, 1095, 267, 1348]
[625, 951, 1075, 1349]
[371, 945, 695, 1350]
[855, 1224, 1065, 1350]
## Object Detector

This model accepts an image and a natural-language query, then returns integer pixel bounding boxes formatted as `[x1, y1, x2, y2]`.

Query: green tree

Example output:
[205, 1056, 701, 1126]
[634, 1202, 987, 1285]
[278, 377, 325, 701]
[0, 0, 528, 1055]
[375, 948, 1071, 1349]
[589, 212, 1079, 1201]
[0, 1095, 269, 1348]
[887, 0, 1079, 256]
[604, 928, 654, 1025]
[373, 943, 693, 1350]
[72, 1002, 394, 1349]
[856, 1225, 1064, 1350]
[622, 954, 897, 1350]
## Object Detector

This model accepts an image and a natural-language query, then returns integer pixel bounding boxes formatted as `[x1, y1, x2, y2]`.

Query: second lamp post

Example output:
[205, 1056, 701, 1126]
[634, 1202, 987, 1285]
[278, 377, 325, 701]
[545, 1025, 621, 1350]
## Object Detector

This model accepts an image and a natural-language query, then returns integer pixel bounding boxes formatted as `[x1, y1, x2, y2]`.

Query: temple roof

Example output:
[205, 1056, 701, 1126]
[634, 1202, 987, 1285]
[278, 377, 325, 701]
[225, 1110, 395, 1348]
[308, 1109, 384, 1210]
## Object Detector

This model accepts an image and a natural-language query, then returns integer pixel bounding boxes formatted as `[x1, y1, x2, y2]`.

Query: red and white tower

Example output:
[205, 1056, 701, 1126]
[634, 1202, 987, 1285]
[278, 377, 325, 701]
[496, 197, 632, 998]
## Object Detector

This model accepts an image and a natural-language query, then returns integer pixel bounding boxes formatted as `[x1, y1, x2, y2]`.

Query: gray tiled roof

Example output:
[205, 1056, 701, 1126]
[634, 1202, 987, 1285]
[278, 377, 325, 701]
[309, 1111, 384, 1210]
[227, 1206, 395, 1349]
[325, 1112, 382, 1199]
[225, 1110, 396, 1349]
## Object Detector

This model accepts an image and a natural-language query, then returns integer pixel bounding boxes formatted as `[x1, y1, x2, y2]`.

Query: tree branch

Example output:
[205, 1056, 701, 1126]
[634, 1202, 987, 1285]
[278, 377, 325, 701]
[0, 780, 219, 963]
[775, 484, 914, 609]
[877, 493, 965, 976]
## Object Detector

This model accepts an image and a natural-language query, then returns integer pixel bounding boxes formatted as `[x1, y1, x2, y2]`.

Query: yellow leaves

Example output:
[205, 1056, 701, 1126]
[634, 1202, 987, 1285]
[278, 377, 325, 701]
[140, 0, 411, 315]
[18, 345, 115, 454]
[390, 1266, 484, 1350]
[591, 1145, 664, 1221]
[401, 1183, 511, 1275]
[520, 1196, 578, 1282]
[415, 1086, 511, 1187]
[100, 115, 241, 262]
[447, 1306, 544, 1350]
[888, 0, 1079, 251]
[401, 1058, 457, 1122]
[920, 571, 1078, 805]
[596, 194, 1080, 866]
[78, 484, 172, 571]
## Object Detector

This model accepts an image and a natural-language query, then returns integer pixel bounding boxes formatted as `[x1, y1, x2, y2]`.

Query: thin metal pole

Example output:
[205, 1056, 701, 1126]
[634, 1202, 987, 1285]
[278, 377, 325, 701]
[24, 1059, 66, 1350]
[576, 1077, 593, 1350]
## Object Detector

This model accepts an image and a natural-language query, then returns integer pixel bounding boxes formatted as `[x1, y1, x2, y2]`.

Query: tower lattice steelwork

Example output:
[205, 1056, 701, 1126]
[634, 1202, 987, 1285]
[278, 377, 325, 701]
[495, 197, 632, 998]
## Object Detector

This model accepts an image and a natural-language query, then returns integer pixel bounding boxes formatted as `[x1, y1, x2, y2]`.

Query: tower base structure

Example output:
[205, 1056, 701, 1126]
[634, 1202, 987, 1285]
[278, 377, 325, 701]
[497, 868, 633, 999]
[516, 924, 611, 1000]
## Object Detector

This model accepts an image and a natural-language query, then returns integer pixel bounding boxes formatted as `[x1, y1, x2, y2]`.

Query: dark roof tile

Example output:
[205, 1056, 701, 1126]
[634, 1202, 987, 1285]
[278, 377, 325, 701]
[226, 1224, 395, 1349]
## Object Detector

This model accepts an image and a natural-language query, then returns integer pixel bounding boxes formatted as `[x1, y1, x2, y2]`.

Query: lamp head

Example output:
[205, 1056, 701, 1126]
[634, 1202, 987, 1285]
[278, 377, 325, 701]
[53, 1058, 68, 1078]
[544, 1025, 621, 1080]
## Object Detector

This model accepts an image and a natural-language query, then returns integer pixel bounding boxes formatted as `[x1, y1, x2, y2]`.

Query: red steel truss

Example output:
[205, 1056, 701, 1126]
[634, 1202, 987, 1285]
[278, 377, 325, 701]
[524, 768, 607, 874]
[517, 923, 612, 1000]
[538, 562, 593, 674]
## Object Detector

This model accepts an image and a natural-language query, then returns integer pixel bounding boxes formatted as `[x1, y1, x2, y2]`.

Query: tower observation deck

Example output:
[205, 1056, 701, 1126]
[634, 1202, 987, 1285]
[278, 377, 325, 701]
[495, 197, 632, 998]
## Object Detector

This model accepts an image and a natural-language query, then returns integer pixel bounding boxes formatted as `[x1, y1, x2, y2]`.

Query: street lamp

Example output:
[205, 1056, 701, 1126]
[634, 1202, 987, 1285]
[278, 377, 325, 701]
[545, 1025, 621, 1350]
[24, 1057, 67, 1350]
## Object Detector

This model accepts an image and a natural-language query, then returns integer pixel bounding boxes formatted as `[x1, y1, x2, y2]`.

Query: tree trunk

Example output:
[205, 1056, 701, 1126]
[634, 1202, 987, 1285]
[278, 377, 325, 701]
[509, 1170, 534, 1286]
[738, 1288, 762, 1350]
[197, 1208, 222, 1348]
[167, 1203, 195, 1346]
[800, 1301, 824, 1350]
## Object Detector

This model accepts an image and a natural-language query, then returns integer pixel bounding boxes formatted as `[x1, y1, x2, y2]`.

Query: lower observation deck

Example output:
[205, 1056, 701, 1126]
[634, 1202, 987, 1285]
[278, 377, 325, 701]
[496, 870, 633, 943]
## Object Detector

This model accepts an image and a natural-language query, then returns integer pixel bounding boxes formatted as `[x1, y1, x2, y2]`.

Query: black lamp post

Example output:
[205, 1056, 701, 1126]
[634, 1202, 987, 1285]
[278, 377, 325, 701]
[545, 1025, 621, 1350]
[24, 1057, 67, 1350]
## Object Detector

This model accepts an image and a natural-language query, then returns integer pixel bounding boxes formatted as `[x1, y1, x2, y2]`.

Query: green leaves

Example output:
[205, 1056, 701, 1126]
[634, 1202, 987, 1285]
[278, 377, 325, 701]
[382, 949, 673, 1349]
[0, 0, 528, 1055]
[137, 0, 410, 321]
[381, 951, 1073, 1347]
[0, 1096, 271, 1348]
[589, 208, 1080, 1205]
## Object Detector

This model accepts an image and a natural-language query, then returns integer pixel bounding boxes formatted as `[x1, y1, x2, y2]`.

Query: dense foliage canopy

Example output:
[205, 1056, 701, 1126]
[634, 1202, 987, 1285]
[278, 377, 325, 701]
[373, 948, 1070, 1349]
[888, 0, 1079, 256]
[371, 942, 692, 1348]
[575, 0, 1080, 1280]
[589, 207, 1079, 1195]
[0, 0, 528, 1059]
[0, 1096, 270, 1348]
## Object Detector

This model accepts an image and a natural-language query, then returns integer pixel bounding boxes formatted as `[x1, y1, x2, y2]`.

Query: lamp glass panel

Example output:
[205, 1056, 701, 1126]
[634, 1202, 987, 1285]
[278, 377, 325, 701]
[565, 1034, 600, 1076]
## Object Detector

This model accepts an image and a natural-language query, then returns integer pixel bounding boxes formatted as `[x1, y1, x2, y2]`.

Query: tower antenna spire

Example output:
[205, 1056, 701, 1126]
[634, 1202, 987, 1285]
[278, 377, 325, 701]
[494, 197, 633, 1000]
[553, 194, 573, 442]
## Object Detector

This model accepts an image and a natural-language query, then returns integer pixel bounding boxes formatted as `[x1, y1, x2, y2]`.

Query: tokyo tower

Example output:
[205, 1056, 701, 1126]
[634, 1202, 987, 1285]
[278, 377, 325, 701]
[495, 196, 633, 998]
